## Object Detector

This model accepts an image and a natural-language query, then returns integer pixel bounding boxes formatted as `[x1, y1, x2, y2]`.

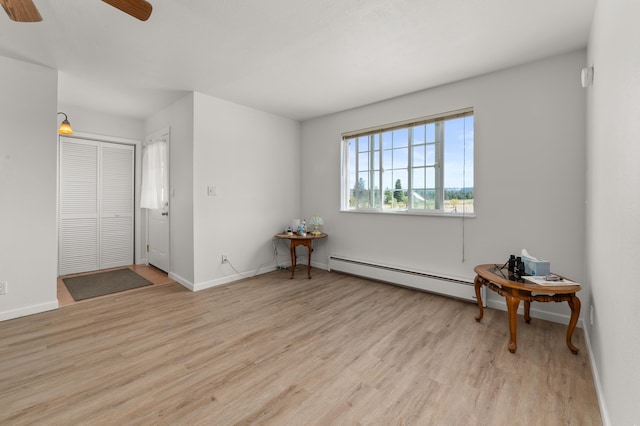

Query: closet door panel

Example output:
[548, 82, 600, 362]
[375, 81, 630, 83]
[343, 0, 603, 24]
[59, 218, 99, 275]
[101, 216, 133, 269]
[100, 144, 134, 269]
[59, 139, 99, 275]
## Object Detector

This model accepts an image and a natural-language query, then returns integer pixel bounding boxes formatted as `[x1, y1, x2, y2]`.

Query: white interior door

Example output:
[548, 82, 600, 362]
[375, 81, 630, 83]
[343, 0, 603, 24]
[148, 202, 169, 272]
[59, 137, 134, 275]
[144, 129, 170, 273]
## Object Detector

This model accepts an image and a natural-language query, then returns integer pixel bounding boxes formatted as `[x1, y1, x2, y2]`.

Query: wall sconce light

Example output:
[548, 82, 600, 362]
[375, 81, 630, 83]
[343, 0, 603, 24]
[57, 112, 73, 135]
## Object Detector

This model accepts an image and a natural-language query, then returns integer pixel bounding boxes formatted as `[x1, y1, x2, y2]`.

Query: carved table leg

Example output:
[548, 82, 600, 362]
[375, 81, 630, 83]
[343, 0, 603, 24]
[566, 295, 581, 354]
[289, 243, 296, 279]
[474, 275, 484, 321]
[307, 242, 312, 279]
[505, 294, 521, 353]
[524, 300, 532, 324]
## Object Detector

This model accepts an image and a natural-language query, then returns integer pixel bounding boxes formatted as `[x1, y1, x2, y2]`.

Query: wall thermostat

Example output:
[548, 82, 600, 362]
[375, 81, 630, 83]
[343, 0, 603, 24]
[581, 67, 594, 88]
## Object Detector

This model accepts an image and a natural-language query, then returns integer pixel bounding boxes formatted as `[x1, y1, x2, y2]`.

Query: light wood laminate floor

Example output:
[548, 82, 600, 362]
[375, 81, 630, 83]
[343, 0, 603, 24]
[3, 268, 601, 425]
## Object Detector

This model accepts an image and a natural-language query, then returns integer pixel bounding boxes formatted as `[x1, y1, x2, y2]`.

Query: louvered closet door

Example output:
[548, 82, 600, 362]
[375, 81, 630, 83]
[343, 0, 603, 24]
[59, 138, 99, 275]
[59, 138, 134, 275]
[100, 144, 134, 269]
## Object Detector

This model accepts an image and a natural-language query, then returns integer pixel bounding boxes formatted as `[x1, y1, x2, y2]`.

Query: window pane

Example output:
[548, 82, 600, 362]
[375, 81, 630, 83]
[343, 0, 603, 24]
[382, 172, 393, 193]
[412, 167, 425, 188]
[412, 189, 426, 209]
[357, 191, 371, 208]
[348, 140, 356, 208]
[357, 136, 368, 152]
[372, 133, 380, 151]
[382, 150, 393, 170]
[393, 147, 408, 169]
[426, 123, 435, 142]
[393, 128, 408, 148]
[386, 169, 408, 210]
[355, 171, 367, 208]
[443, 115, 474, 213]
[412, 125, 425, 144]
[371, 171, 381, 209]
[425, 166, 435, 188]
[382, 131, 393, 150]
[393, 169, 408, 191]
[358, 152, 369, 171]
[358, 172, 369, 190]
[426, 143, 436, 165]
[411, 189, 437, 210]
[412, 145, 425, 167]
[425, 189, 436, 210]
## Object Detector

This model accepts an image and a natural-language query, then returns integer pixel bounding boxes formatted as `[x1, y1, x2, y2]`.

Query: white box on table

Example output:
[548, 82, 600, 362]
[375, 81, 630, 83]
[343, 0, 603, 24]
[523, 257, 550, 276]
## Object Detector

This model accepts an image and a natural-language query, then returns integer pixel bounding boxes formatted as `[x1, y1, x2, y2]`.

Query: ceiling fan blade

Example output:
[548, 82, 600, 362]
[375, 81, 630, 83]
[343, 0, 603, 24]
[102, 0, 152, 21]
[0, 0, 42, 22]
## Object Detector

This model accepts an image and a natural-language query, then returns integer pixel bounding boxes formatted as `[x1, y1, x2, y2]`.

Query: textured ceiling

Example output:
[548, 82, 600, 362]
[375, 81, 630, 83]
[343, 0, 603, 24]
[0, 0, 596, 121]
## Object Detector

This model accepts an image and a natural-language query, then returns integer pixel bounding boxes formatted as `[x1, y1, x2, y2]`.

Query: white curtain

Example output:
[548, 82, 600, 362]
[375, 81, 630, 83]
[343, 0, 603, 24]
[140, 141, 168, 209]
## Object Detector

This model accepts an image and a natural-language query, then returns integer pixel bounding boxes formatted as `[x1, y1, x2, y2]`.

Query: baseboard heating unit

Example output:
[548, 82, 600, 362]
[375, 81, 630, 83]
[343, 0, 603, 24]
[328, 255, 482, 303]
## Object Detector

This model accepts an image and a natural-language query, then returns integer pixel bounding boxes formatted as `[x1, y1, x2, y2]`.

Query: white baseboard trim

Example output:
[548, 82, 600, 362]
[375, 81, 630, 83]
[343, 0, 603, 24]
[310, 260, 329, 270]
[582, 326, 610, 426]
[171, 265, 282, 293]
[487, 298, 584, 328]
[193, 276, 242, 292]
[0, 300, 59, 322]
[168, 272, 195, 291]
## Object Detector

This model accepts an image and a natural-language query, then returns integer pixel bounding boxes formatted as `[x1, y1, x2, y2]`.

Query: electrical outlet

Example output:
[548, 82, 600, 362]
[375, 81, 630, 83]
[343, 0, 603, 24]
[0, 281, 7, 295]
[221, 254, 228, 264]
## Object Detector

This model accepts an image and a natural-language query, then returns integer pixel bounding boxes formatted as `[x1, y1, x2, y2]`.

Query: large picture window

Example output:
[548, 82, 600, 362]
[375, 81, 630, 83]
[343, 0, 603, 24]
[341, 108, 474, 215]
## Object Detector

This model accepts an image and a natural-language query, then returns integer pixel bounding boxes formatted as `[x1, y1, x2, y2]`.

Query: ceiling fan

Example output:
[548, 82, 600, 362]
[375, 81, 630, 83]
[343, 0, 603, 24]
[0, 0, 153, 22]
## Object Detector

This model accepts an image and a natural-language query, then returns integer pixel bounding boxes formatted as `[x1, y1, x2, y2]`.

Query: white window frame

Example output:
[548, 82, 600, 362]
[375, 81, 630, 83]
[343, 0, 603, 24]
[340, 107, 474, 216]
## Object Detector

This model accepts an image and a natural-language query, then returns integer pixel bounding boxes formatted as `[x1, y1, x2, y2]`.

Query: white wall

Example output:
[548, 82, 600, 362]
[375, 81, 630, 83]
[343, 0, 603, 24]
[0, 56, 58, 320]
[586, 1, 640, 424]
[144, 92, 300, 290]
[145, 93, 195, 285]
[301, 51, 587, 324]
[192, 92, 301, 289]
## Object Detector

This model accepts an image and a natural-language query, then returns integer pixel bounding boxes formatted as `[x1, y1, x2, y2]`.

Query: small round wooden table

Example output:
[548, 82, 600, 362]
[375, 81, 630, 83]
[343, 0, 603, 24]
[473, 264, 582, 354]
[274, 233, 327, 279]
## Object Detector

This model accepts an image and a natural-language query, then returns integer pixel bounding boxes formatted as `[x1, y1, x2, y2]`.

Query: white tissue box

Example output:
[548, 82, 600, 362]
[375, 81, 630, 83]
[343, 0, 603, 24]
[523, 258, 550, 276]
